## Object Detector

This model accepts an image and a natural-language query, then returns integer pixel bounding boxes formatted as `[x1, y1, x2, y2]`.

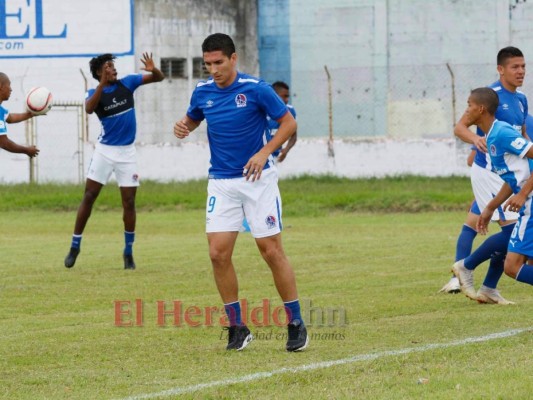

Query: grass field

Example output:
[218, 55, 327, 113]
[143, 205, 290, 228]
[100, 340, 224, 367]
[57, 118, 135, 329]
[0, 177, 532, 399]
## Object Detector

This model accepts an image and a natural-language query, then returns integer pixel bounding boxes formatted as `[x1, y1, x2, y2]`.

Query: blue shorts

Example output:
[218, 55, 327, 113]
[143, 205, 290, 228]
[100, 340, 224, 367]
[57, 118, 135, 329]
[508, 197, 533, 257]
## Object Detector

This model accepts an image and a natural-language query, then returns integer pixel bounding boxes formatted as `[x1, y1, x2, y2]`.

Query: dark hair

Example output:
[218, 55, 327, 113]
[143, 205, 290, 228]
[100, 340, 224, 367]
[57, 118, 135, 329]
[272, 81, 289, 91]
[470, 87, 499, 115]
[497, 46, 524, 66]
[201, 33, 235, 58]
[89, 53, 116, 80]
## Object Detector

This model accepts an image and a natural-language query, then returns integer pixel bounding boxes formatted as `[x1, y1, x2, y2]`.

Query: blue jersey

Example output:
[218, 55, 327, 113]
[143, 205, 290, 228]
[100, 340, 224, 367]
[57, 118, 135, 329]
[267, 104, 296, 157]
[86, 74, 143, 146]
[187, 72, 289, 178]
[486, 120, 533, 195]
[474, 81, 528, 169]
[0, 105, 8, 135]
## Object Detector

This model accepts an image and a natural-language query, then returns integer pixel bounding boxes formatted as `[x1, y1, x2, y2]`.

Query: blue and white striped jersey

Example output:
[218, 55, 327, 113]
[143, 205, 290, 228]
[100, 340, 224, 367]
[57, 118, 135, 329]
[474, 80, 528, 170]
[487, 119, 533, 195]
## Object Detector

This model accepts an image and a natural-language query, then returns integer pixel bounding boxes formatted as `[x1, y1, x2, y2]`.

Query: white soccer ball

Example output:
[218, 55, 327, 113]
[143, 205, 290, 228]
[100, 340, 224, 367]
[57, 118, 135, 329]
[26, 87, 53, 115]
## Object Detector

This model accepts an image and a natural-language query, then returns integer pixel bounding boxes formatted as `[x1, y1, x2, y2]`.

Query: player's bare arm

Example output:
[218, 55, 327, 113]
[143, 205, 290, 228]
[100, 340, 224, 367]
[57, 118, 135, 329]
[501, 146, 533, 213]
[140, 52, 165, 84]
[243, 111, 296, 181]
[6, 111, 33, 123]
[174, 115, 200, 139]
[0, 135, 39, 157]
[477, 182, 513, 235]
[454, 113, 487, 152]
[278, 131, 297, 162]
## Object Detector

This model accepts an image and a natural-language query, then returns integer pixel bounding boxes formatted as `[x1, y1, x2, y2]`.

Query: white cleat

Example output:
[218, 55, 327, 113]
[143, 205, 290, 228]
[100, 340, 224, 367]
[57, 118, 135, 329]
[476, 285, 516, 305]
[452, 260, 477, 301]
[439, 276, 461, 294]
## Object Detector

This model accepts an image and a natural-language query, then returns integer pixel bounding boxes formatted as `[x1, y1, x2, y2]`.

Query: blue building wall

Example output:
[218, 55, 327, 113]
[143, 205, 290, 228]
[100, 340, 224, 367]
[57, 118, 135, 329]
[257, 0, 291, 87]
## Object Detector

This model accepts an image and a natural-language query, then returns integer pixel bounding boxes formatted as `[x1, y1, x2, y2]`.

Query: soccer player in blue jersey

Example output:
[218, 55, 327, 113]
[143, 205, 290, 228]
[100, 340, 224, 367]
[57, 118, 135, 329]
[64, 53, 164, 270]
[173, 33, 308, 352]
[0, 72, 40, 158]
[466, 87, 533, 287]
[451, 47, 527, 304]
[268, 81, 297, 162]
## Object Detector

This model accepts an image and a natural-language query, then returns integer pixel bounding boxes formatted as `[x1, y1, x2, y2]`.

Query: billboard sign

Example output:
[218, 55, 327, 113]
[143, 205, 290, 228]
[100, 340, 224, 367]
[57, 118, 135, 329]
[0, 0, 133, 58]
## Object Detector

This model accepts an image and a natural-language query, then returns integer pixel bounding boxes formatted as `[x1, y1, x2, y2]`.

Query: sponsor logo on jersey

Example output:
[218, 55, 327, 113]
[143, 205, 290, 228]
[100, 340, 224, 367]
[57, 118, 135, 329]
[490, 144, 497, 156]
[235, 94, 247, 108]
[493, 167, 508, 175]
[265, 215, 277, 229]
[502, 103, 509, 110]
[512, 124, 522, 132]
[104, 97, 128, 111]
[511, 137, 526, 150]
[206, 100, 214, 108]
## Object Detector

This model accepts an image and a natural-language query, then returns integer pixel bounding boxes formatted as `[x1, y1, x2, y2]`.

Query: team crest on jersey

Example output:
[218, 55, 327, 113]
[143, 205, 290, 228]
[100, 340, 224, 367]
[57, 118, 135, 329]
[490, 144, 496, 156]
[265, 215, 277, 229]
[235, 94, 247, 108]
[0, 120, 4, 129]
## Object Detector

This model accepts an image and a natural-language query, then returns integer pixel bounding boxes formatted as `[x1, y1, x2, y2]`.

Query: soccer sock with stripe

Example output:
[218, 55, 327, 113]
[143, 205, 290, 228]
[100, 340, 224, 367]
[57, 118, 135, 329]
[124, 231, 135, 256]
[71, 234, 82, 249]
[224, 301, 242, 327]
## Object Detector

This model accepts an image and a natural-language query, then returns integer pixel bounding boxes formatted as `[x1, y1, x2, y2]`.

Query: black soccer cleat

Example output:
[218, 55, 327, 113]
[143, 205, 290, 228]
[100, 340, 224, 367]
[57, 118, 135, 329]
[286, 319, 309, 352]
[226, 325, 253, 351]
[64, 247, 80, 268]
[123, 254, 136, 270]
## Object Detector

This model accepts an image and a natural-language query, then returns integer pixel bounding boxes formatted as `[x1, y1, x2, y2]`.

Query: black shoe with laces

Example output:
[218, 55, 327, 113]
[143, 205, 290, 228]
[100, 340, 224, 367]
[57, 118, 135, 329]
[225, 325, 253, 351]
[286, 319, 309, 352]
[64, 247, 80, 268]
[123, 254, 136, 270]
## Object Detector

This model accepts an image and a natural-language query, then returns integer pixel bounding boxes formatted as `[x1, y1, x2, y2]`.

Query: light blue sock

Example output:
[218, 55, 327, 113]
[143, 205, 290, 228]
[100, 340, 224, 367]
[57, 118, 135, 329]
[124, 231, 135, 256]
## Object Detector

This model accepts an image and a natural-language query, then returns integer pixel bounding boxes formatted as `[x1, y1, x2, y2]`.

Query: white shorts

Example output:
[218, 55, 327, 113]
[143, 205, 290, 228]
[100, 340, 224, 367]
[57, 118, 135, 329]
[470, 163, 518, 222]
[87, 143, 140, 187]
[206, 168, 282, 238]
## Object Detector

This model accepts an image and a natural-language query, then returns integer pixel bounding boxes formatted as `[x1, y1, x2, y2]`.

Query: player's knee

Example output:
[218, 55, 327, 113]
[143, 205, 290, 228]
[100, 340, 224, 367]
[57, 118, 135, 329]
[209, 247, 231, 267]
[504, 261, 519, 279]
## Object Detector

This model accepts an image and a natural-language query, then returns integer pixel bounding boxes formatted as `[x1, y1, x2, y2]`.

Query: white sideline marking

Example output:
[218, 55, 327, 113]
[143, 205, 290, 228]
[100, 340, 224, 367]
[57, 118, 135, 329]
[120, 327, 532, 399]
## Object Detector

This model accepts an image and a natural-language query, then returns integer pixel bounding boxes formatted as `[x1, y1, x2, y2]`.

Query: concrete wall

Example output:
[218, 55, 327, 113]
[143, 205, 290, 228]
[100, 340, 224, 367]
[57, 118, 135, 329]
[3, 0, 533, 184]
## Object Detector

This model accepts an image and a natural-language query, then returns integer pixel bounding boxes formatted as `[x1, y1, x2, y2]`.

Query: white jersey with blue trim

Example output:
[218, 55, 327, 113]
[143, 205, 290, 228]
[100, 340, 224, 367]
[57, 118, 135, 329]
[86, 74, 143, 146]
[474, 80, 528, 170]
[187, 72, 289, 178]
[487, 119, 533, 195]
[0, 105, 8, 135]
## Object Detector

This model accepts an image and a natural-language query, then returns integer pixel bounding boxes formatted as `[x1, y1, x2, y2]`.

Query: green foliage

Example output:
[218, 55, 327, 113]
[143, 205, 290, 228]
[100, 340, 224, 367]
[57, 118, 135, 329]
[0, 175, 473, 214]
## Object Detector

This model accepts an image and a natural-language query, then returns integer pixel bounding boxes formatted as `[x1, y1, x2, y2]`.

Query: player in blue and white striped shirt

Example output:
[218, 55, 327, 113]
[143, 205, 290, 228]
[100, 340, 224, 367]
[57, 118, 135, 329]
[467, 87, 533, 288]
[449, 47, 527, 303]
[174, 33, 308, 352]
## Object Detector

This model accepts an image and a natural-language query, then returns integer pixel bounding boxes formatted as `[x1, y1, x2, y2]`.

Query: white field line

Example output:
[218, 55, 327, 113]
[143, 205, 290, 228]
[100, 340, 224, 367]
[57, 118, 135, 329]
[119, 327, 532, 400]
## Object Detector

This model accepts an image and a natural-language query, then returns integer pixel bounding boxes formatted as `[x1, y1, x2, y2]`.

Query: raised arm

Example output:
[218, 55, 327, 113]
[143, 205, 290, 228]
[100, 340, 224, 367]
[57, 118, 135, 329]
[140, 52, 165, 84]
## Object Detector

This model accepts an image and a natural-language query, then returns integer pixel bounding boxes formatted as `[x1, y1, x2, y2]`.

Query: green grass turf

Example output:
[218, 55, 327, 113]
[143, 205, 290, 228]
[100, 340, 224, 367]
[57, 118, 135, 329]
[0, 207, 531, 399]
